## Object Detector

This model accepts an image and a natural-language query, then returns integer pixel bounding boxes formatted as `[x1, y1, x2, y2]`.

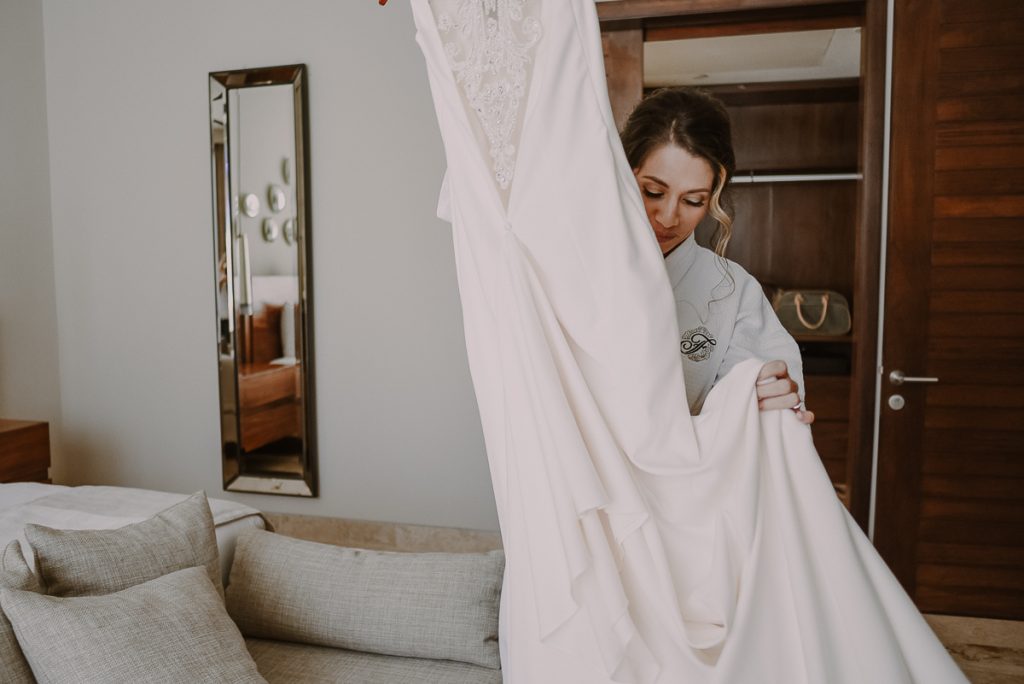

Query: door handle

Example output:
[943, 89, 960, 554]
[889, 370, 939, 386]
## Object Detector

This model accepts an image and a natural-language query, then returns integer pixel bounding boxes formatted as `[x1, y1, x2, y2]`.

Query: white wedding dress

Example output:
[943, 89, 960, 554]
[411, 1, 969, 682]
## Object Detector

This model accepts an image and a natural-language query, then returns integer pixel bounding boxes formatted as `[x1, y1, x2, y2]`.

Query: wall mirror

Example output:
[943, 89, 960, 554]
[209, 64, 316, 497]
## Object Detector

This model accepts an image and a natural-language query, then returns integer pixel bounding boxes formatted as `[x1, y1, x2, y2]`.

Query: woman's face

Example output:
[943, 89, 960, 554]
[633, 143, 714, 256]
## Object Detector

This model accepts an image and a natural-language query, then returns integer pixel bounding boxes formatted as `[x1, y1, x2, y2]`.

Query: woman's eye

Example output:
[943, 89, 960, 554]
[684, 198, 705, 208]
[643, 189, 664, 199]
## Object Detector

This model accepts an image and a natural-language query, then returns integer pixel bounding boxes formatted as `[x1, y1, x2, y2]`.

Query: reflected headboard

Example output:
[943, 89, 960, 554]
[250, 276, 299, 363]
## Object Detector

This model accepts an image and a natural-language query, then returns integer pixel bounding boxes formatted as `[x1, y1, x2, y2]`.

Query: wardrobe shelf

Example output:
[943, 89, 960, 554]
[793, 333, 854, 344]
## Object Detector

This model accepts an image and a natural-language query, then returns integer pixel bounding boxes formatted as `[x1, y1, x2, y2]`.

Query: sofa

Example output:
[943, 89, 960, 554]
[0, 492, 505, 683]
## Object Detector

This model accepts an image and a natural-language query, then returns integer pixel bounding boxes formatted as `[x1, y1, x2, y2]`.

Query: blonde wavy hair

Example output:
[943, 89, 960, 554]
[707, 161, 733, 258]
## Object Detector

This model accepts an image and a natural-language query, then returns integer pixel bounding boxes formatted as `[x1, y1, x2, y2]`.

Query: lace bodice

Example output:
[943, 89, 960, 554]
[431, 0, 542, 198]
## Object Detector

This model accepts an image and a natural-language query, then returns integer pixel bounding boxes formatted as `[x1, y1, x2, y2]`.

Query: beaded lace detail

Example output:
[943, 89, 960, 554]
[433, 0, 542, 193]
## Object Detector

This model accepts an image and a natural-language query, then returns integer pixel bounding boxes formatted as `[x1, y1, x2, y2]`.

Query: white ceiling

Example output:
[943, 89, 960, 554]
[645, 28, 862, 87]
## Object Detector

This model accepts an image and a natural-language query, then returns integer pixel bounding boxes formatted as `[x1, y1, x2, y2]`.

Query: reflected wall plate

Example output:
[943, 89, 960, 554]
[262, 218, 280, 242]
[268, 185, 287, 213]
[282, 218, 296, 245]
[241, 193, 260, 218]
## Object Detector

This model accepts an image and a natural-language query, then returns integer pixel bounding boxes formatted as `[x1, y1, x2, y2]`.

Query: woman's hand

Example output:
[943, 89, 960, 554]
[756, 360, 815, 424]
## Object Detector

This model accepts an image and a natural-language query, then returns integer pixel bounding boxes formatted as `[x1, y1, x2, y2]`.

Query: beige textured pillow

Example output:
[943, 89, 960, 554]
[1, 566, 266, 684]
[24, 491, 223, 598]
[0, 541, 38, 684]
[227, 528, 504, 669]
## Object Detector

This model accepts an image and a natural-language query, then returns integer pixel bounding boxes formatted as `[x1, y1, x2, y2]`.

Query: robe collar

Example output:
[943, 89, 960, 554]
[663, 234, 698, 295]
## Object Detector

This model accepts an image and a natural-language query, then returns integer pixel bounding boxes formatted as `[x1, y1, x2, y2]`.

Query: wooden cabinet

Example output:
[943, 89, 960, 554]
[0, 420, 51, 483]
[702, 80, 863, 507]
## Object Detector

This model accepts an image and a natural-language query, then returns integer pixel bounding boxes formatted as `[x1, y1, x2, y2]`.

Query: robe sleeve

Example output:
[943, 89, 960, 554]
[716, 273, 806, 403]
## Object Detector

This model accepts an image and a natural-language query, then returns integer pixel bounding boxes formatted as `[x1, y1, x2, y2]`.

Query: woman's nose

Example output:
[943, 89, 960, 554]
[655, 202, 679, 228]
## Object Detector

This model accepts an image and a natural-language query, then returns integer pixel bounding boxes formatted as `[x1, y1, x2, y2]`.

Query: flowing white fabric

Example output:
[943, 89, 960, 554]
[411, 1, 969, 682]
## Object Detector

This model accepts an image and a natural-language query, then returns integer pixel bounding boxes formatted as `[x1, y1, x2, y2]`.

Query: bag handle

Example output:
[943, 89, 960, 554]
[794, 292, 830, 330]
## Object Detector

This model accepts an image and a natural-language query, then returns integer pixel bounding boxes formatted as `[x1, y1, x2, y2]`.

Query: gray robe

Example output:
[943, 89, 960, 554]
[666, 235, 805, 413]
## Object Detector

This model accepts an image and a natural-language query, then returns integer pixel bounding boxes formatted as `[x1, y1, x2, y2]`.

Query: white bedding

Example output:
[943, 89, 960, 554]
[0, 483, 266, 584]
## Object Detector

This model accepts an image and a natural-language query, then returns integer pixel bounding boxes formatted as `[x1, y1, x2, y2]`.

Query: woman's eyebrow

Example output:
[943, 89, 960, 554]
[640, 174, 669, 187]
[638, 176, 712, 194]
[639, 174, 710, 194]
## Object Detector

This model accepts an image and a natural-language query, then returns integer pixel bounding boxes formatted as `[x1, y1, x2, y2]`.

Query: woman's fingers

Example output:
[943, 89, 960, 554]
[756, 377, 797, 400]
[757, 359, 789, 382]
[795, 409, 816, 424]
[757, 360, 809, 420]
[759, 393, 816, 424]
[758, 393, 800, 411]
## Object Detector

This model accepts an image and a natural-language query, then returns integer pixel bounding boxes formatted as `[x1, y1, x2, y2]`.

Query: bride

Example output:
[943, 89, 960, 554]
[621, 85, 813, 421]
[397, 0, 969, 681]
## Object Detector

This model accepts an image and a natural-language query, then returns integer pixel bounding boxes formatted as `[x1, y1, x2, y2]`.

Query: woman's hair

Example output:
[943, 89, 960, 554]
[620, 87, 736, 257]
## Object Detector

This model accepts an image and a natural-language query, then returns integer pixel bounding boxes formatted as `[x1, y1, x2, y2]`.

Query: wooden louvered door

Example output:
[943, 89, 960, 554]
[873, 0, 1024, 619]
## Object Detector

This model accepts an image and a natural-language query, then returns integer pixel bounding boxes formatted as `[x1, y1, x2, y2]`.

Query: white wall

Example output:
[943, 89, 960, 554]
[40, 0, 498, 530]
[233, 85, 298, 278]
[0, 0, 63, 458]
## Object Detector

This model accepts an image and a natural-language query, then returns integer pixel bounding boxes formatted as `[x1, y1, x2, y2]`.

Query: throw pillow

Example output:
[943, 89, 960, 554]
[226, 528, 504, 669]
[1, 566, 266, 684]
[24, 491, 222, 598]
[0, 541, 39, 684]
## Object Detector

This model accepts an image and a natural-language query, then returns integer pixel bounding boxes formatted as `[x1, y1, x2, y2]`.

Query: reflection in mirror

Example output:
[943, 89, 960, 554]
[209, 64, 316, 497]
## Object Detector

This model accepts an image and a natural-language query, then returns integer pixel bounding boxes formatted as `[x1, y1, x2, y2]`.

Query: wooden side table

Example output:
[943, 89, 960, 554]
[0, 420, 51, 483]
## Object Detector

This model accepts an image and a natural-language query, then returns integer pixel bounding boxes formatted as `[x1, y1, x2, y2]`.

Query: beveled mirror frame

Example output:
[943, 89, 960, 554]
[209, 64, 317, 497]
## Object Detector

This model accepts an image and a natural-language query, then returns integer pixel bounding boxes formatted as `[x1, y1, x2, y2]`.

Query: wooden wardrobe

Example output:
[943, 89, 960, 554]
[598, 0, 1023, 620]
